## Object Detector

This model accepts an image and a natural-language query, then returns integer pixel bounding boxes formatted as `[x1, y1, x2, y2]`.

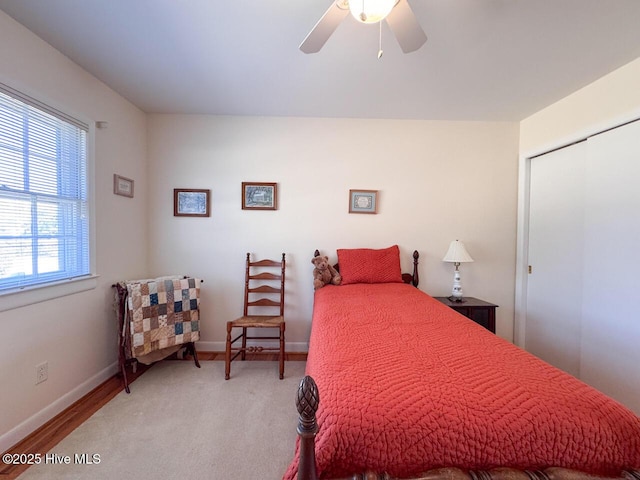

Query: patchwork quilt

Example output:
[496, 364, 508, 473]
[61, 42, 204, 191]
[124, 276, 201, 359]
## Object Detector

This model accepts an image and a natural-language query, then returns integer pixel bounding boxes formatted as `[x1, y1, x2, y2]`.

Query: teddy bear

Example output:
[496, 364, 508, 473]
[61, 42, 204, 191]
[311, 255, 342, 290]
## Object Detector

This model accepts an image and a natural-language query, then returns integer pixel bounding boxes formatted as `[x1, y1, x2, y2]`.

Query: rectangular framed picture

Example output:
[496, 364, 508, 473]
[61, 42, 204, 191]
[174, 188, 210, 217]
[349, 189, 378, 214]
[242, 182, 277, 210]
[113, 174, 134, 198]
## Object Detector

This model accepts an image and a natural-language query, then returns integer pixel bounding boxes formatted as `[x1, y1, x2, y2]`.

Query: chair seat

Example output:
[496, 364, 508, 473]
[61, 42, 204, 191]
[229, 315, 284, 328]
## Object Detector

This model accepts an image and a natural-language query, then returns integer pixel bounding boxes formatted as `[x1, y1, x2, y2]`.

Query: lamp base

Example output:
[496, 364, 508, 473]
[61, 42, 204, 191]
[447, 296, 466, 303]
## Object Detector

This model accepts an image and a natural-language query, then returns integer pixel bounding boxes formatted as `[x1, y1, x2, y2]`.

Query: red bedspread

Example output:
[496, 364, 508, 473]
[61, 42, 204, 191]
[283, 283, 640, 479]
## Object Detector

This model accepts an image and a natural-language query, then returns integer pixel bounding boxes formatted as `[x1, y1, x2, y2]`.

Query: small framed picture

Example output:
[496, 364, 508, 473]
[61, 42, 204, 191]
[174, 189, 210, 217]
[349, 189, 378, 214]
[242, 182, 277, 210]
[113, 174, 134, 198]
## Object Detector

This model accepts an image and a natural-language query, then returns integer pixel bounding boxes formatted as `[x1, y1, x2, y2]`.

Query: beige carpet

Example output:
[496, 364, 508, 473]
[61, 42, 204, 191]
[18, 361, 307, 480]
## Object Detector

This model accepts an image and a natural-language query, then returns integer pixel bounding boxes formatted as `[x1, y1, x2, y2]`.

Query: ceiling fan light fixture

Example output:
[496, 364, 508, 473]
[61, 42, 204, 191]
[348, 0, 396, 24]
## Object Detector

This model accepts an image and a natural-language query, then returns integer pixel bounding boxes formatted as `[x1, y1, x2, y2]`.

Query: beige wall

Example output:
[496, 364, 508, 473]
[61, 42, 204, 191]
[147, 115, 520, 352]
[0, 11, 148, 451]
[520, 57, 640, 155]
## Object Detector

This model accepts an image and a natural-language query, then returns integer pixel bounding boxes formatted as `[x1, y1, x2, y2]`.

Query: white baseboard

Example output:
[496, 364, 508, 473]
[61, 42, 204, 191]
[196, 340, 309, 353]
[0, 362, 119, 454]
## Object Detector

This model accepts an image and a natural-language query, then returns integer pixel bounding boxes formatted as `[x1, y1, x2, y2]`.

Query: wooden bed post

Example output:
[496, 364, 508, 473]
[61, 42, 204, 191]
[411, 250, 419, 287]
[400, 250, 420, 287]
[296, 375, 320, 480]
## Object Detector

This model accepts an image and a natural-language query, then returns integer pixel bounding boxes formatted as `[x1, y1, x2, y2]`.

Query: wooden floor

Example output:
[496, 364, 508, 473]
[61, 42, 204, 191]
[0, 351, 306, 479]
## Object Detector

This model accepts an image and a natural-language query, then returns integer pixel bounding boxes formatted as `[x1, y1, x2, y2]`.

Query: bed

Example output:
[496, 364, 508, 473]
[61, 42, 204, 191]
[283, 246, 640, 480]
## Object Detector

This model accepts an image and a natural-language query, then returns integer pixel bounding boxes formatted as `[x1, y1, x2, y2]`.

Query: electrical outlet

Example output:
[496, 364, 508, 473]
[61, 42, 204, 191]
[36, 361, 48, 384]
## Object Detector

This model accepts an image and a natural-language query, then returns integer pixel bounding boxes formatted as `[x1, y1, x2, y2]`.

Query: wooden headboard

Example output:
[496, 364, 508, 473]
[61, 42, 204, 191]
[313, 249, 420, 287]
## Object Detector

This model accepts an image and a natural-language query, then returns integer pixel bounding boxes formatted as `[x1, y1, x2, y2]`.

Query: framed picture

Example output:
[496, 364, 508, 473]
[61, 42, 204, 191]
[242, 182, 278, 210]
[349, 189, 378, 214]
[174, 189, 210, 217]
[113, 174, 134, 198]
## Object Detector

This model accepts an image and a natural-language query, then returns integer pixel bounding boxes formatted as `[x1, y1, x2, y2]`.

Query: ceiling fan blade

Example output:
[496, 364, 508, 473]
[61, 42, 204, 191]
[385, 0, 427, 53]
[299, 1, 349, 53]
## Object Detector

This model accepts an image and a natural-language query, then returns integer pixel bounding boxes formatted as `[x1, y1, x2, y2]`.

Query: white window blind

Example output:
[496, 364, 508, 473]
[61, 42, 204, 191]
[0, 85, 90, 292]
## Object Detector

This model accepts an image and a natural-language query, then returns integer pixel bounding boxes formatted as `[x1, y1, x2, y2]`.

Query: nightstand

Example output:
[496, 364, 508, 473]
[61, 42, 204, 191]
[433, 296, 497, 333]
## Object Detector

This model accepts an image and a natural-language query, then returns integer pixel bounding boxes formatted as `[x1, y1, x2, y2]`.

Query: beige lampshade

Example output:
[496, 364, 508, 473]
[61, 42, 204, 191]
[443, 240, 474, 264]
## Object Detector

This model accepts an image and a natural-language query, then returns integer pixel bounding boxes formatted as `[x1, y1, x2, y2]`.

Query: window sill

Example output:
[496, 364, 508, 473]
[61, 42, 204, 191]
[0, 275, 99, 312]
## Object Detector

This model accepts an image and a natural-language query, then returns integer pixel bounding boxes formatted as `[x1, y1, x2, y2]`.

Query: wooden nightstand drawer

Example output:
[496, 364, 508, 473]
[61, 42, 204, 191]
[433, 296, 497, 333]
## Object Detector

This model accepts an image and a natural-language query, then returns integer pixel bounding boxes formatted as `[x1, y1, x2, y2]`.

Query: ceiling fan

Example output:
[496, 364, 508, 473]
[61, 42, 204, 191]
[299, 0, 427, 54]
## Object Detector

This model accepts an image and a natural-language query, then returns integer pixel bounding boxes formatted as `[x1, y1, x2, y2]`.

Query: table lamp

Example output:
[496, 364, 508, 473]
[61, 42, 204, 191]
[443, 240, 474, 302]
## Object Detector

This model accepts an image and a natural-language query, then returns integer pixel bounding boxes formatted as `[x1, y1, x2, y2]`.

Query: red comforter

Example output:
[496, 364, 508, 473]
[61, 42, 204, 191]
[284, 283, 640, 479]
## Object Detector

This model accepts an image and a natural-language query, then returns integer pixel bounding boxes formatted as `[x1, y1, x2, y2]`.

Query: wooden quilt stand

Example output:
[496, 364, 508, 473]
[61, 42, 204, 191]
[113, 276, 202, 393]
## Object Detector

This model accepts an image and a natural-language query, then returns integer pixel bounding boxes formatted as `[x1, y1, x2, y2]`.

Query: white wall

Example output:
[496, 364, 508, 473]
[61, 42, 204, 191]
[0, 11, 148, 452]
[147, 115, 519, 351]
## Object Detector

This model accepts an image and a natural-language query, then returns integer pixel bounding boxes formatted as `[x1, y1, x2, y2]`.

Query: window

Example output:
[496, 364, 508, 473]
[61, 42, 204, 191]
[0, 84, 90, 293]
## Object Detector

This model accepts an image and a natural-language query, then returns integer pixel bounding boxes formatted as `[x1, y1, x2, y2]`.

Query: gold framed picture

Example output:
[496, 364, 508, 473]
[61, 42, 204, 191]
[349, 189, 378, 214]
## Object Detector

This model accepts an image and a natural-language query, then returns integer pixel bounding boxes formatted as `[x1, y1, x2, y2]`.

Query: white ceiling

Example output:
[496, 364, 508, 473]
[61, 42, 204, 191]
[2, 0, 640, 121]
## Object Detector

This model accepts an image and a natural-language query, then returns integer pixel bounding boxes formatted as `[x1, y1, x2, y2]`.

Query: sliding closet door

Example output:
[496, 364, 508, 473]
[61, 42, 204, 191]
[526, 119, 640, 414]
[526, 142, 586, 377]
[580, 120, 640, 413]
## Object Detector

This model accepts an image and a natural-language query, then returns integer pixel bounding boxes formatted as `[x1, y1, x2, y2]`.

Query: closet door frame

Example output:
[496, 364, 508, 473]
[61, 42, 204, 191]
[514, 116, 639, 349]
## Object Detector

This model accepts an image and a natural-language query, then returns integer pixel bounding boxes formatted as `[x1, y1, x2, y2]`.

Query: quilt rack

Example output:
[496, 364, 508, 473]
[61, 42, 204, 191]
[113, 275, 203, 393]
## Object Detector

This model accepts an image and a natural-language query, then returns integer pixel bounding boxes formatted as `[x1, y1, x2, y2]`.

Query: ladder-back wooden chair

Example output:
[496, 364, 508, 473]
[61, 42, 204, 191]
[225, 253, 286, 380]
